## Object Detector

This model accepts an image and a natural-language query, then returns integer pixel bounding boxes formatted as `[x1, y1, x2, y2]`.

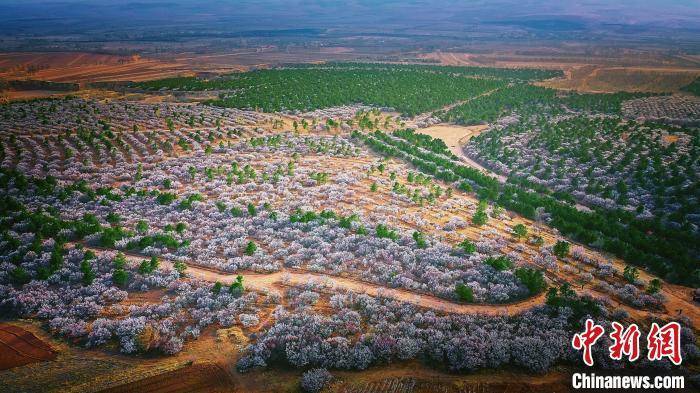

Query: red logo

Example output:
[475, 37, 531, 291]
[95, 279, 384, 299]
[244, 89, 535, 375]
[572, 319, 605, 366]
[609, 322, 641, 362]
[573, 320, 682, 366]
[647, 322, 682, 365]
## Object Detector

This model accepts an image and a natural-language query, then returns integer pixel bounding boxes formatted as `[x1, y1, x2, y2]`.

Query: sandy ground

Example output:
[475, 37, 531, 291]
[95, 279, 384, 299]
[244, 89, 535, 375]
[415, 123, 507, 182]
[0, 52, 130, 74]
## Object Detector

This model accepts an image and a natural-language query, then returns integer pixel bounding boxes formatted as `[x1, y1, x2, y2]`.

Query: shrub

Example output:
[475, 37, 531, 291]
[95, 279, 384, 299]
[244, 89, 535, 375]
[472, 210, 488, 226]
[552, 240, 570, 259]
[301, 368, 332, 393]
[100, 226, 129, 248]
[105, 212, 121, 225]
[114, 252, 127, 268]
[412, 231, 427, 249]
[457, 239, 476, 254]
[512, 223, 528, 239]
[338, 214, 358, 229]
[646, 278, 661, 294]
[455, 283, 474, 302]
[174, 260, 187, 277]
[244, 241, 257, 256]
[484, 255, 513, 271]
[156, 192, 177, 205]
[135, 220, 148, 234]
[80, 259, 95, 285]
[179, 193, 203, 210]
[229, 275, 244, 296]
[375, 224, 398, 241]
[623, 266, 639, 284]
[112, 269, 128, 287]
[175, 222, 187, 234]
[545, 284, 600, 324]
[10, 266, 31, 285]
[515, 267, 546, 295]
[138, 256, 159, 275]
[247, 203, 257, 216]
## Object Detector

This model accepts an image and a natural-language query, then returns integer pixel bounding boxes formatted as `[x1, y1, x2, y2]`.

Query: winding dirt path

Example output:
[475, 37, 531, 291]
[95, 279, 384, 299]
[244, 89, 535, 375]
[416, 123, 508, 183]
[417, 123, 592, 212]
[107, 247, 700, 328]
[87, 246, 546, 317]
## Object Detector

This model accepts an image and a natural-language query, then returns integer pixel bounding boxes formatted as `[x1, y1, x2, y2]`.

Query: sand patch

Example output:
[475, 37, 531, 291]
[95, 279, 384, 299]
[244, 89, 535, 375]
[417, 123, 488, 156]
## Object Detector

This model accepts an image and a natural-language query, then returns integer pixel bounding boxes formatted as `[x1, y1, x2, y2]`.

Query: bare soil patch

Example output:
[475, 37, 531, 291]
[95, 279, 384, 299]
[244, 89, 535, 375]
[0, 52, 191, 84]
[0, 52, 129, 74]
[99, 363, 231, 393]
[416, 124, 488, 155]
[0, 48, 370, 87]
[539, 65, 700, 93]
[0, 323, 56, 370]
[417, 124, 507, 183]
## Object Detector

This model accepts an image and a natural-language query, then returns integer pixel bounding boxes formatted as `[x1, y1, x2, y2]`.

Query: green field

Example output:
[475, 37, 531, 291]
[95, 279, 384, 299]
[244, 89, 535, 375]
[131, 63, 562, 116]
[681, 77, 700, 96]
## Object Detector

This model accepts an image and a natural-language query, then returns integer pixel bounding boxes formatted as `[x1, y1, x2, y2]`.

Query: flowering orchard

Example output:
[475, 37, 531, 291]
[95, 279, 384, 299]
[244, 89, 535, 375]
[0, 88, 697, 383]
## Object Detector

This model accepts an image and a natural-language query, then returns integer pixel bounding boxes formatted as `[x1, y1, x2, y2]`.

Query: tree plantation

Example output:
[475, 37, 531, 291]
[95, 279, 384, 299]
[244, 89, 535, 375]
[1, 62, 698, 391]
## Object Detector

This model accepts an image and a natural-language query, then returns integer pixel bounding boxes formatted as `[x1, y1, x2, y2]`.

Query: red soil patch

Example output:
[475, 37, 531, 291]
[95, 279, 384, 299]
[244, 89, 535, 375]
[0, 52, 191, 84]
[0, 52, 129, 74]
[100, 363, 231, 393]
[0, 323, 56, 370]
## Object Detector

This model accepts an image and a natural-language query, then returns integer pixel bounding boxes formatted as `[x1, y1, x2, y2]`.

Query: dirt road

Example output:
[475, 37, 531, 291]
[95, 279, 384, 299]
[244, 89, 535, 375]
[82, 230, 700, 329]
[417, 123, 508, 183]
[94, 247, 545, 317]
